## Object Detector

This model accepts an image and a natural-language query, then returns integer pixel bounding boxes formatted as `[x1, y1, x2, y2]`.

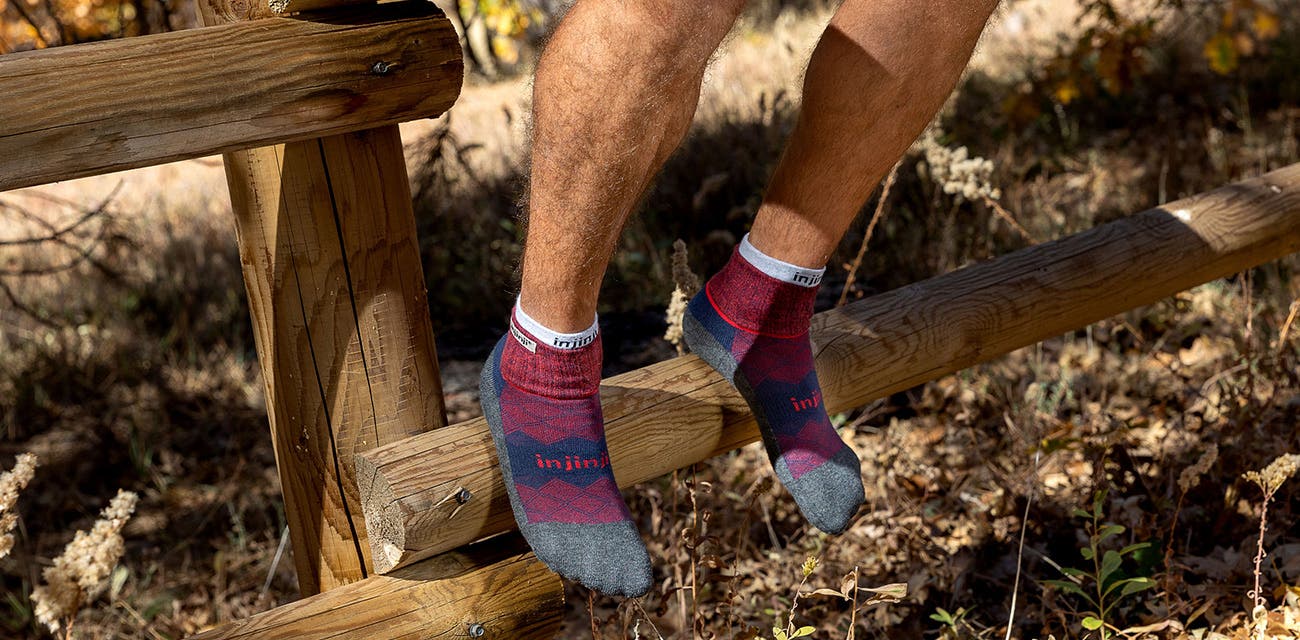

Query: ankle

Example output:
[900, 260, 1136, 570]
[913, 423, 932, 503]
[500, 304, 603, 399]
[702, 236, 821, 337]
[516, 288, 600, 334]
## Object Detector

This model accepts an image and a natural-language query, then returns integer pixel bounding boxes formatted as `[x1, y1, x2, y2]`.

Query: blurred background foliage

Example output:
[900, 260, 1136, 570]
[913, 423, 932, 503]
[0, 0, 1284, 78]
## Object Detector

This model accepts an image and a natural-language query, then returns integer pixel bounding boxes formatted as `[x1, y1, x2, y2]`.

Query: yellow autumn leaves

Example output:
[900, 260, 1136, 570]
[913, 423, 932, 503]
[0, 0, 144, 52]
[467, 0, 545, 66]
[1041, 0, 1285, 109]
[1203, 0, 1282, 74]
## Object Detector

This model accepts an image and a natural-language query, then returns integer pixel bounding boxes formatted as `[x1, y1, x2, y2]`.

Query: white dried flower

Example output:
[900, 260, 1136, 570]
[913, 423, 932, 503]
[0, 452, 38, 559]
[1244, 453, 1300, 496]
[917, 129, 1001, 202]
[1178, 444, 1219, 494]
[664, 287, 689, 353]
[31, 489, 138, 633]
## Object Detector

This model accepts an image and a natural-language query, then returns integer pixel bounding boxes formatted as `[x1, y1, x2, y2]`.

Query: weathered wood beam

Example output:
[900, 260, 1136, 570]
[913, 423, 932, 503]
[0, 0, 461, 192]
[202, 1, 456, 594]
[225, 128, 453, 592]
[187, 536, 564, 640]
[357, 163, 1300, 574]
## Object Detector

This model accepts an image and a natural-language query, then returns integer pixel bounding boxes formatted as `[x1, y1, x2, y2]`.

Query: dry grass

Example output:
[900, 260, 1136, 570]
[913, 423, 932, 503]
[1, 1, 1299, 638]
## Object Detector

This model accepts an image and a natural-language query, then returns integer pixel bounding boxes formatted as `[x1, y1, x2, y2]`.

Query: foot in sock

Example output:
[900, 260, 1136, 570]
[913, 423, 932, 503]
[479, 305, 652, 597]
[684, 235, 864, 533]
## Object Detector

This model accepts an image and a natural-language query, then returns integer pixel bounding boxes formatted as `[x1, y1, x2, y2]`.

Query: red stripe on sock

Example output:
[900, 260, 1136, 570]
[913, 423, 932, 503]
[704, 281, 810, 340]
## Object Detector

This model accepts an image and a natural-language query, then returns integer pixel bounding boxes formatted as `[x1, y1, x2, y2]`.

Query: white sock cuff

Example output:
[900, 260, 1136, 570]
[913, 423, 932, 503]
[513, 298, 599, 350]
[738, 234, 825, 288]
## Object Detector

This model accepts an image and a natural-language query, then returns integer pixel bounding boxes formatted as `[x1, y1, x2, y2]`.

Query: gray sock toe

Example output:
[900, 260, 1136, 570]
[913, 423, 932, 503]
[776, 446, 864, 534]
[523, 522, 653, 597]
[480, 336, 653, 598]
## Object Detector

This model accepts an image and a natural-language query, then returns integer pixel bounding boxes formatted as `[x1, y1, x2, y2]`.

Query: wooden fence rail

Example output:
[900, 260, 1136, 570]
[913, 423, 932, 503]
[0, 0, 460, 192]
[188, 536, 564, 640]
[355, 163, 1300, 574]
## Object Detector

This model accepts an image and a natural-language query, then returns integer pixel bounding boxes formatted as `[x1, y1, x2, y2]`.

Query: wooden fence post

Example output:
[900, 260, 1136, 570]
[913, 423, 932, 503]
[197, 0, 456, 594]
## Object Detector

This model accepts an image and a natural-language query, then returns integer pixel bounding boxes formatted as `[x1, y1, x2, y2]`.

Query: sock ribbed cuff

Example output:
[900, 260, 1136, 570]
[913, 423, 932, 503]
[514, 298, 599, 350]
[502, 304, 602, 398]
[738, 233, 825, 288]
[704, 246, 818, 338]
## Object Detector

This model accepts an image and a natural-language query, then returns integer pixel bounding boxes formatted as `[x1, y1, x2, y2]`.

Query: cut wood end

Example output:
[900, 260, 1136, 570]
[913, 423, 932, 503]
[376, 541, 405, 574]
[355, 453, 408, 574]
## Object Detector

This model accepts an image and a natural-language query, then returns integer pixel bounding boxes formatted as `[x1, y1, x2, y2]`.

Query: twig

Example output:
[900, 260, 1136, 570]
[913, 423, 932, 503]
[1200, 363, 1249, 395]
[1242, 270, 1255, 346]
[629, 599, 665, 640]
[39, 0, 70, 45]
[983, 196, 1039, 245]
[259, 526, 290, 601]
[1248, 487, 1274, 617]
[689, 465, 699, 640]
[0, 183, 124, 279]
[724, 475, 776, 637]
[784, 561, 814, 637]
[1276, 299, 1298, 353]
[5, 0, 50, 48]
[25, 181, 120, 216]
[114, 600, 168, 640]
[668, 470, 688, 635]
[0, 279, 59, 328]
[0, 204, 105, 247]
[1004, 448, 1041, 640]
[847, 566, 860, 640]
[837, 161, 900, 307]
[757, 495, 781, 549]
[2, 236, 107, 276]
[587, 590, 602, 640]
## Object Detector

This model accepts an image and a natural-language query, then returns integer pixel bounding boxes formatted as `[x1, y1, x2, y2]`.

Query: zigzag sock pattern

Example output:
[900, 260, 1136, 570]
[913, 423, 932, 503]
[480, 308, 651, 596]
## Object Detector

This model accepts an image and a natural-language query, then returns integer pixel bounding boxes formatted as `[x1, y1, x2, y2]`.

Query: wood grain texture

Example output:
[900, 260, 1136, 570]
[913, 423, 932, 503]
[187, 536, 564, 640]
[201, 0, 455, 595]
[357, 163, 1300, 574]
[225, 126, 450, 594]
[0, 0, 462, 193]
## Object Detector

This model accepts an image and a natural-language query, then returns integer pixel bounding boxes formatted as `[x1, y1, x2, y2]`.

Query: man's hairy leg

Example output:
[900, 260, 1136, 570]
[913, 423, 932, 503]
[480, 0, 745, 597]
[685, 0, 1000, 534]
[520, 0, 747, 332]
[753, 0, 1000, 265]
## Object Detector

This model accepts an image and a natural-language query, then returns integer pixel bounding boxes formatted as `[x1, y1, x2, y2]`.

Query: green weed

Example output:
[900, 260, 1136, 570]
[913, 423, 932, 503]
[1042, 490, 1156, 638]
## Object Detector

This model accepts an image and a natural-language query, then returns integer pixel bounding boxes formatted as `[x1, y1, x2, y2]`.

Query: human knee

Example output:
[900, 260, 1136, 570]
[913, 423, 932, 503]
[623, 0, 746, 61]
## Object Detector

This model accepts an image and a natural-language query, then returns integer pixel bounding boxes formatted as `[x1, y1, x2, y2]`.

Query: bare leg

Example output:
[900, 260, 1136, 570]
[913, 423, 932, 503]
[481, 0, 746, 598]
[749, 0, 1000, 267]
[519, 0, 747, 331]
[681, 0, 1000, 535]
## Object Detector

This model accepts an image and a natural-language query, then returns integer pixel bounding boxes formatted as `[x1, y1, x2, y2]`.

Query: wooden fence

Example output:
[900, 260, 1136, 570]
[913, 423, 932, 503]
[1, 0, 1297, 636]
